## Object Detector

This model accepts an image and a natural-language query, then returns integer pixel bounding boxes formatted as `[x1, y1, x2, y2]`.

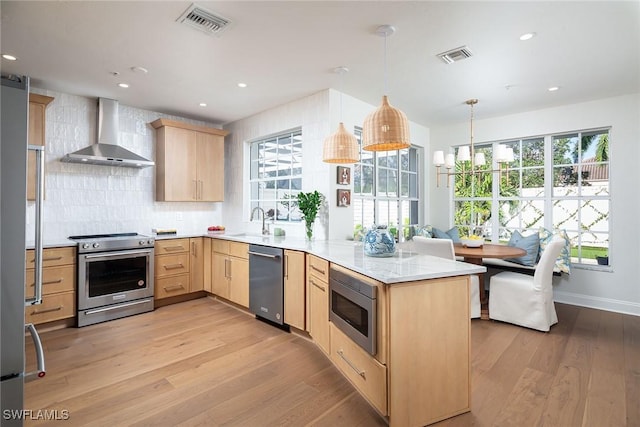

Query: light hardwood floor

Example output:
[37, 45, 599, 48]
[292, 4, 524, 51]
[25, 298, 639, 426]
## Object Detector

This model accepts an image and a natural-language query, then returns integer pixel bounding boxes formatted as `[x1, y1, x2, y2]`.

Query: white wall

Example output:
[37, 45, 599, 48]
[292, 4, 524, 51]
[222, 89, 429, 240]
[27, 88, 224, 242]
[430, 94, 640, 315]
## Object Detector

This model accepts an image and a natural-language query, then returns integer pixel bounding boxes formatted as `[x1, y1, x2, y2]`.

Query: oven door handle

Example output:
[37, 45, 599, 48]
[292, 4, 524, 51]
[83, 249, 153, 260]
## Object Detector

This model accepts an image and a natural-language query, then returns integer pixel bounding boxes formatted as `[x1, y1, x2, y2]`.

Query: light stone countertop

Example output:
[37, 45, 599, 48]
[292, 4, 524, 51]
[206, 232, 485, 284]
[31, 231, 485, 284]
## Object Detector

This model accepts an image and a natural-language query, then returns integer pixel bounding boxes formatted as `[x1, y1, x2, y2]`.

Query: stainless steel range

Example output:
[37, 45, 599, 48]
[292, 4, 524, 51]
[69, 233, 155, 327]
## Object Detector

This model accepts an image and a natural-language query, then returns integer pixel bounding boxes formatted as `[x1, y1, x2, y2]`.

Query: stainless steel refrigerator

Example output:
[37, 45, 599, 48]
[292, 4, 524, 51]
[1, 75, 46, 426]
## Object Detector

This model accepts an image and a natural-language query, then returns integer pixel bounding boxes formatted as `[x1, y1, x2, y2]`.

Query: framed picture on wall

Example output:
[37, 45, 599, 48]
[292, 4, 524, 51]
[337, 166, 351, 185]
[337, 189, 351, 207]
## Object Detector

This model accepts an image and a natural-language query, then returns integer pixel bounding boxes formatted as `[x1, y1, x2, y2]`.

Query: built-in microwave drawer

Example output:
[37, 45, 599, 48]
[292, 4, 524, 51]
[155, 253, 190, 278]
[330, 323, 388, 416]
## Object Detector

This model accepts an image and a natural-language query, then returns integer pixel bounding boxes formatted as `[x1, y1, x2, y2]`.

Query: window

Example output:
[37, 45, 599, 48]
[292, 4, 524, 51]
[452, 128, 610, 266]
[249, 129, 303, 222]
[353, 127, 420, 241]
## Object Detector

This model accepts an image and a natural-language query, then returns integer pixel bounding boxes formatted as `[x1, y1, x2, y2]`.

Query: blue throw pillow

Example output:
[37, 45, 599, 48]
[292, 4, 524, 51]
[506, 230, 540, 266]
[432, 226, 460, 243]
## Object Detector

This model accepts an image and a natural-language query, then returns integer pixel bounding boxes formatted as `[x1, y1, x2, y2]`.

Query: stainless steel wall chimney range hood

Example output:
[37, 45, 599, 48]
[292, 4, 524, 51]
[61, 98, 154, 168]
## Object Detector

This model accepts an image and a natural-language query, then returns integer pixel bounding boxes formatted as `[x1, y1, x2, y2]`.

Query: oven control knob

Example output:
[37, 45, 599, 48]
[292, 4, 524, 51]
[82, 243, 90, 249]
[92, 243, 100, 248]
[139, 240, 146, 246]
[147, 239, 154, 245]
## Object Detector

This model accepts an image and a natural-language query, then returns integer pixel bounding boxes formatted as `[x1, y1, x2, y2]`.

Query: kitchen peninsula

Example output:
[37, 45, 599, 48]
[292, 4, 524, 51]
[204, 233, 485, 426]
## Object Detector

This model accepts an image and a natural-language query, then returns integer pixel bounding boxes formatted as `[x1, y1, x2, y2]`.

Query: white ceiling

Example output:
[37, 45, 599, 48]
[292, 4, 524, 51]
[1, 1, 638, 127]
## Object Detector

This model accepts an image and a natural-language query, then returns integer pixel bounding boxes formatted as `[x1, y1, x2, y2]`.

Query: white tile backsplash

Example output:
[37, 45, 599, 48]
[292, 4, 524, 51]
[27, 89, 224, 242]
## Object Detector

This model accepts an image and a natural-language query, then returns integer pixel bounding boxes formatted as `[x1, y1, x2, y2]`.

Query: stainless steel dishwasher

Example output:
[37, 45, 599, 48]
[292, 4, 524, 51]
[248, 244, 284, 325]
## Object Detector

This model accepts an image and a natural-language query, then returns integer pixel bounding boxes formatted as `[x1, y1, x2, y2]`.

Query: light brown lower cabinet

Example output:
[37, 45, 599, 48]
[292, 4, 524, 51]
[25, 246, 76, 325]
[155, 239, 190, 299]
[306, 255, 330, 354]
[189, 237, 205, 292]
[284, 249, 305, 330]
[210, 239, 249, 308]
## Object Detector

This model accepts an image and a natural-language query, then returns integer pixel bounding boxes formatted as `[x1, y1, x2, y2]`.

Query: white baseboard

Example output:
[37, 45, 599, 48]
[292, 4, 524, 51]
[553, 290, 640, 317]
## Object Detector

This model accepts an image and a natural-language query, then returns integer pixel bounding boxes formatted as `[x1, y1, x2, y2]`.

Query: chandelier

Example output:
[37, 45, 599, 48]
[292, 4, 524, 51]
[432, 99, 514, 187]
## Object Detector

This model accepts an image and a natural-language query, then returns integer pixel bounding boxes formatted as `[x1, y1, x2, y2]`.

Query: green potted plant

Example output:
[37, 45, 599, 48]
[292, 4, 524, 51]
[296, 191, 323, 240]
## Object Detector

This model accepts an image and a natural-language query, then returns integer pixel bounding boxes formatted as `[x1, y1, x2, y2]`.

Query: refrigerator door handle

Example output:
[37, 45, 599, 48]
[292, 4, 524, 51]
[24, 323, 46, 381]
[26, 145, 44, 306]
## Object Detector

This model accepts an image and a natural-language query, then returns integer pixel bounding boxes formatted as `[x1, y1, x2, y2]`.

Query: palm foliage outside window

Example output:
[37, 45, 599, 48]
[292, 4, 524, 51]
[353, 127, 420, 241]
[453, 129, 610, 266]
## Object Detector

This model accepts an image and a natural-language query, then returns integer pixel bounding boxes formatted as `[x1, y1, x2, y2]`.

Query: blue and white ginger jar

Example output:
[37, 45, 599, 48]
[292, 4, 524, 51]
[363, 225, 396, 257]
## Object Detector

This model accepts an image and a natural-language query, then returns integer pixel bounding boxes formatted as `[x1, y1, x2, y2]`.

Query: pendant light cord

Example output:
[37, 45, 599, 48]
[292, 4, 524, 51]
[383, 33, 388, 95]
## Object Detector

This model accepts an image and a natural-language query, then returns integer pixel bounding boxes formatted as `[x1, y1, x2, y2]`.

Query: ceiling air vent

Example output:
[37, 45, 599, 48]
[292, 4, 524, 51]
[177, 4, 232, 36]
[437, 46, 473, 64]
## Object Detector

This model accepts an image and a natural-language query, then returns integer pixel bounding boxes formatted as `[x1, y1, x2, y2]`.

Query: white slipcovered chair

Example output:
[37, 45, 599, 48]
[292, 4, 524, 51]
[488, 236, 565, 331]
[413, 236, 481, 318]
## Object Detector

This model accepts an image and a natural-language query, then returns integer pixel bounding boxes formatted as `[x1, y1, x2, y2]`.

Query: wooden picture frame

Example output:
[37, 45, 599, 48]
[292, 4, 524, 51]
[337, 166, 351, 185]
[337, 189, 351, 207]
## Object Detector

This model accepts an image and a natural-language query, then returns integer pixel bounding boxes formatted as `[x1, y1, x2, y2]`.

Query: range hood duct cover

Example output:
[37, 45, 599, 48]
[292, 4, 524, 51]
[61, 98, 154, 168]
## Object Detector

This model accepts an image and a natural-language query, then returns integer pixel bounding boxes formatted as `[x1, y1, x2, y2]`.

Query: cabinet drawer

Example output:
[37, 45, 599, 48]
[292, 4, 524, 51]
[25, 291, 75, 324]
[156, 274, 190, 298]
[25, 265, 75, 298]
[26, 247, 75, 268]
[211, 238, 229, 254]
[308, 255, 329, 282]
[155, 239, 190, 254]
[155, 253, 190, 277]
[229, 242, 248, 259]
[330, 323, 388, 415]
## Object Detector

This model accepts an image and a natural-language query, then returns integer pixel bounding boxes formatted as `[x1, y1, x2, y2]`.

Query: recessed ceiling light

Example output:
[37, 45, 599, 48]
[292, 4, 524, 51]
[118, 83, 129, 88]
[199, 103, 207, 107]
[548, 86, 560, 92]
[237, 83, 247, 88]
[520, 32, 536, 41]
[2, 54, 17, 61]
[130, 66, 148, 74]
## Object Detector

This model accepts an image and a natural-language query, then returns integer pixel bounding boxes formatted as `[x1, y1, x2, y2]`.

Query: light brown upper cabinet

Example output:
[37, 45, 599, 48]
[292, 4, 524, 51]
[28, 94, 54, 201]
[151, 118, 229, 202]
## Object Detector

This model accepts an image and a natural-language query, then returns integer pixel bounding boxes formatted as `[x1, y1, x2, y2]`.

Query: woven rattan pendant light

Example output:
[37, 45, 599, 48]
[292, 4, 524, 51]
[362, 25, 411, 152]
[322, 67, 359, 164]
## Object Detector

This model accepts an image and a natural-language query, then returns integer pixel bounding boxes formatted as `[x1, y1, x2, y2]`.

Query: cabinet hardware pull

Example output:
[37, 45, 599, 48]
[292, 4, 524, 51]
[164, 263, 184, 270]
[164, 284, 185, 292]
[31, 278, 63, 287]
[311, 265, 326, 275]
[192, 242, 196, 256]
[310, 280, 325, 292]
[224, 258, 229, 278]
[32, 305, 63, 315]
[337, 349, 366, 379]
[163, 246, 185, 252]
[247, 251, 280, 259]
[284, 254, 289, 278]
[31, 256, 62, 263]
[193, 179, 198, 200]
[85, 299, 152, 315]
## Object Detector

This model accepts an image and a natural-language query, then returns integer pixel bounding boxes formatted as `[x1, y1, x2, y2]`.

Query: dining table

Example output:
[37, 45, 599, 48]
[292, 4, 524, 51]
[454, 242, 527, 319]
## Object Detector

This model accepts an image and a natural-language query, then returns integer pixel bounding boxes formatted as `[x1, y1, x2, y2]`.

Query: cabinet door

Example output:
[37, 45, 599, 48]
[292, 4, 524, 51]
[157, 126, 197, 201]
[308, 274, 330, 354]
[284, 250, 305, 329]
[211, 252, 229, 299]
[27, 95, 54, 201]
[190, 238, 204, 292]
[229, 257, 249, 308]
[196, 132, 224, 201]
[203, 238, 212, 293]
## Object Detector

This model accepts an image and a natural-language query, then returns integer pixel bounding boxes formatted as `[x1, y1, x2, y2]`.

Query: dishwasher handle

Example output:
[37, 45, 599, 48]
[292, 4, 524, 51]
[248, 251, 281, 259]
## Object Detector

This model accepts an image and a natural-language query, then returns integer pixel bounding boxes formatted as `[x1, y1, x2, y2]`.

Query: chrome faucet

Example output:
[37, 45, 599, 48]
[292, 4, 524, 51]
[250, 207, 270, 235]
